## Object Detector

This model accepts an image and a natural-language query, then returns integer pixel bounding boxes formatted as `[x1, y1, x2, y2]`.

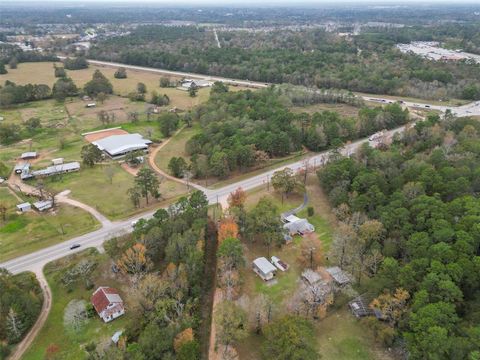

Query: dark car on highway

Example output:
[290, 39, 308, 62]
[69, 244, 81, 250]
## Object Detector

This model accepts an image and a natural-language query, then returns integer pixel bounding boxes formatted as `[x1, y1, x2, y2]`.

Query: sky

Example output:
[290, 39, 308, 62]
[8, 0, 478, 3]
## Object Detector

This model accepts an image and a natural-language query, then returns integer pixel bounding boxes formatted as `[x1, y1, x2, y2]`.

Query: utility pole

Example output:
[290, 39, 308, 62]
[310, 247, 316, 269]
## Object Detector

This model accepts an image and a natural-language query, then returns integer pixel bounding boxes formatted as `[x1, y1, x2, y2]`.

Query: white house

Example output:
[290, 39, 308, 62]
[91, 287, 125, 323]
[252, 257, 277, 281]
[283, 214, 315, 236]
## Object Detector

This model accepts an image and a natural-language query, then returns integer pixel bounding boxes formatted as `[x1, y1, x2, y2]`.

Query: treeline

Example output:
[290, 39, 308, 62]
[273, 84, 365, 107]
[99, 192, 210, 360]
[0, 80, 51, 107]
[184, 85, 408, 179]
[0, 270, 43, 358]
[89, 25, 480, 100]
[318, 113, 480, 359]
[0, 44, 58, 69]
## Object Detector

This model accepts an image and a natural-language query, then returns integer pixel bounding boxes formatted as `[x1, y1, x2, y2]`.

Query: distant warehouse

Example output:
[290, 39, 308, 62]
[92, 133, 152, 159]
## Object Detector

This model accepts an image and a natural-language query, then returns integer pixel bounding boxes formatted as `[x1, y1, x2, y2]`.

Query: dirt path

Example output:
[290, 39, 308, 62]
[8, 269, 52, 360]
[57, 190, 111, 226]
[8, 171, 111, 226]
[147, 125, 207, 193]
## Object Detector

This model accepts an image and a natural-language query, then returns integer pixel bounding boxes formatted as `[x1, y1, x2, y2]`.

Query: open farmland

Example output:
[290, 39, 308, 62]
[0, 61, 243, 110]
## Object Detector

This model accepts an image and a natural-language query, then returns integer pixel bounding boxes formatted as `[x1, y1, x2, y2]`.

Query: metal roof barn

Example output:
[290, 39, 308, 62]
[92, 133, 152, 158]
[31, 162, 80, 178]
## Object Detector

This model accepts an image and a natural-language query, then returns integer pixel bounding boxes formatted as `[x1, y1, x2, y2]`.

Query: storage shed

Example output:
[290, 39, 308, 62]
[21, 151, 37, 160]
[16, 202, 31, 212]
[33, 200, 53, 212]
[252, 257, 277, 281]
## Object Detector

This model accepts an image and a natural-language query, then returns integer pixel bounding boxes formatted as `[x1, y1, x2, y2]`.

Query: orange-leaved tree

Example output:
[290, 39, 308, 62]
[218, 218, 239, 243]
[227, 187, 247, 209]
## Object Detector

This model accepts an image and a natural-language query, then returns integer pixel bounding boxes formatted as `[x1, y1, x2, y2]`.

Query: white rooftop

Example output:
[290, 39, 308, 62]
[32, 162, 80, 177]
[253, 257, 277, 274]
[284, 214, 301, 223]
[106, 293, 123, 303]
[93, 133, 152, 157]
[21, 151, 37, 158]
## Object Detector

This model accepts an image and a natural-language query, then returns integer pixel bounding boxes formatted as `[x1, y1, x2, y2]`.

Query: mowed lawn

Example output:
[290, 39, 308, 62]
[154, 123, 201, 173]
[41, 164, 186, 220]
[0, 61, 215, 110]
[23, 249, 131, 360]
[0, 187, 99, 262]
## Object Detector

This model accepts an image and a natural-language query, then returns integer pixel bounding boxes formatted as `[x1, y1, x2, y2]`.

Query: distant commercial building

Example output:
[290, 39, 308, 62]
[92, 133, 152, 159]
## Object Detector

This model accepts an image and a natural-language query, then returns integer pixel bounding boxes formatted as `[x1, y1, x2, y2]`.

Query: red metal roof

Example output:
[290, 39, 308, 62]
[91, 287, 121, 313]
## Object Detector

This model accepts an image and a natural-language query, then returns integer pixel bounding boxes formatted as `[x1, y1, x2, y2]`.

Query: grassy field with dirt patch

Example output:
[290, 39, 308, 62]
[23, 249, 130, 360]
[0, 187, 99, 262]
[40, 164, 186, 220]
[0, 61, 240, 110]
[154, 123, 201, 174]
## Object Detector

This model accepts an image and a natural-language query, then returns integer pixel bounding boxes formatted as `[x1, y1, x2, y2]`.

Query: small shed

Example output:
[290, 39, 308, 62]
[301, 269, 322, 286]
[16, 202, 31, 212]
[52, 158, 64, 166]
[33, 200, 53, 212]
[111, 330, 123, 344]
[252, 257, 277, 281]
[325, 266, 351, 286]
[349, 295, 377, 318]
[21, 151, 37, 160]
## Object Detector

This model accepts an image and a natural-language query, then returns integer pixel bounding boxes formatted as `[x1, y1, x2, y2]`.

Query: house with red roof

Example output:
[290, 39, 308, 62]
[91, 286, 125, 323]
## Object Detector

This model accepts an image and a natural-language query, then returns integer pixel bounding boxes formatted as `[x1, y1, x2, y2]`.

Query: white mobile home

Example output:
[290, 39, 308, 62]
[252, 257, 277, 281]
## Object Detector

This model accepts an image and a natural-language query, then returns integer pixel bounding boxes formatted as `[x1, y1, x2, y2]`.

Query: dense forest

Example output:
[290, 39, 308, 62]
[98, 191, 211, 360]
[318, 113, 480, 359]
[0, 270, 43, 358]
[185, 84, 409, 179]
[89, 25, 480, 100]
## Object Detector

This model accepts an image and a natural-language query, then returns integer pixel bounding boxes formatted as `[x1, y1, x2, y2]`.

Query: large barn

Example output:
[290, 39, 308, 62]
[92, 133, 152, 159]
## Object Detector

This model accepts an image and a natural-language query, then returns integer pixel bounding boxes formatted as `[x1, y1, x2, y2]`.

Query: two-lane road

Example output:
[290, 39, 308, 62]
[0, 124, 404, 275]
[3, 58, 478, 274]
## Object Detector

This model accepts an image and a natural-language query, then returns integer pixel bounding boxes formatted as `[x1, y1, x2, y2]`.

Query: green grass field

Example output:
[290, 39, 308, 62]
[154, 123, 201, 173]
[0, 61, 225, 110]
[40, 164, 186, 220]
[23, 249, 130, 360]
[0, 187, 99, 262]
